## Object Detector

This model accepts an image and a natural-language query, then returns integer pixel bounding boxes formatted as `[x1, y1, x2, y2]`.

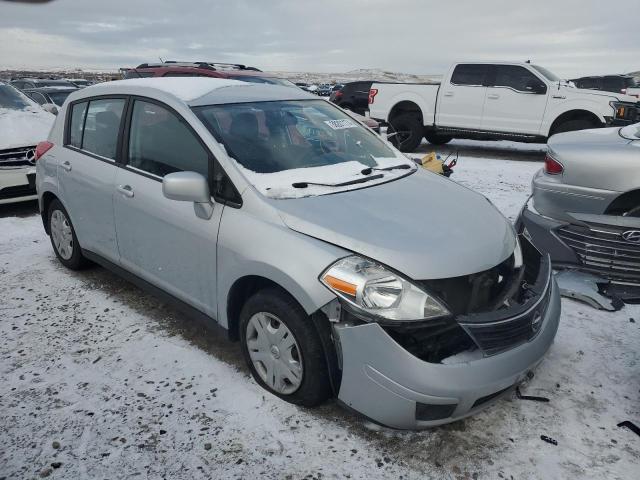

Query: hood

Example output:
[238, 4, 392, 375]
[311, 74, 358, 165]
[565, 85, 638, 103]
[270, 169, 516, 280]
[0, 107, 54, 150]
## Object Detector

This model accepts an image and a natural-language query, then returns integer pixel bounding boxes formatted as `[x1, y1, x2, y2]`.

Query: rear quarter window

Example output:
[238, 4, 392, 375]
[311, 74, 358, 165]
[68, 102, 88, 148]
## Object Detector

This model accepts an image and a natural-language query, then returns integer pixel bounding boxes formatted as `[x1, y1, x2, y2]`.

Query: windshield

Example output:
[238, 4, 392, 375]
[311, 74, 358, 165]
[531, 65, 561, 82]
[194, 99, 411, 197]
[0, 83, 33, 110]
[620, 122, 640, 140]
[229, 75, 297, 88]
[48, 91, 73, 106]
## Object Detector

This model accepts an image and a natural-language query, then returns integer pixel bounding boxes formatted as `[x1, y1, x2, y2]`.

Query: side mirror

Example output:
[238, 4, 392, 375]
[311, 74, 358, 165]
[42, 103, 58, 115]
[525, 81, 547, 95]
[162, 171, 213, 219]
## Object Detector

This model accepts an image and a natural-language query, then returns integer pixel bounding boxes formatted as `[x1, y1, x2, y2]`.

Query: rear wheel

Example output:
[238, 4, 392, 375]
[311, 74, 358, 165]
[424, 131, 453, 145]
[239, 288, 332, 407]
[388, 113, 423, 152]
[48, 199, 88, 270]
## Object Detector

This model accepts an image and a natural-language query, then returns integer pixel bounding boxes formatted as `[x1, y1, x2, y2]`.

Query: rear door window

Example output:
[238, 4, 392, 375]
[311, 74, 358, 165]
[126, 100, 209, 178]
[492, 65, 542, 92]
[450, 64, 489, 86]
[81, 98, 126, 160]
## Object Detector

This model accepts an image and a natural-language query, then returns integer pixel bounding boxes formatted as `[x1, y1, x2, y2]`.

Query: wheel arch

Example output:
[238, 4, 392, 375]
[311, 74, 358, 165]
[604, 189, 640, 216]
[389, 100, 423, 123]
[548, 109, 604, 136]
[40, 190, 60, 234]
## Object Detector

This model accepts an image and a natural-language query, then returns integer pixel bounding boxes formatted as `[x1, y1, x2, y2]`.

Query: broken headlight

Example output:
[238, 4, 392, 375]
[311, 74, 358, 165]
[320, 255, 450, 323]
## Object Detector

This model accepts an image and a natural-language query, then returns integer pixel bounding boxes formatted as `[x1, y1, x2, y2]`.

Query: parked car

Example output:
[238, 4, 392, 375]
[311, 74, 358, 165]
[0, 82, 54, 205]
[329, 81, 373, 115]
[571, 75, 640, 98]
[517, 122, 640, 298]
[123, 61, 298, 88]
[369, 62, 640, 151]
[36, 77, 560, 429]
[316, 84, 333, 97]
[11, 78, 75, 90]
[23, 86, 79, 114]
[67, 78, 93, 88]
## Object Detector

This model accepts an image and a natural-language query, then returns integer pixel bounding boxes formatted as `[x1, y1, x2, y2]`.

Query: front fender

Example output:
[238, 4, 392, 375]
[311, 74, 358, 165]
[541, 98, 612, 135]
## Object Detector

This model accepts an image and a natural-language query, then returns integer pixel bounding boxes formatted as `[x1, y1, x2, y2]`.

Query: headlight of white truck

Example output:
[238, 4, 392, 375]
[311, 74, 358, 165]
[320, 255, 450, 322]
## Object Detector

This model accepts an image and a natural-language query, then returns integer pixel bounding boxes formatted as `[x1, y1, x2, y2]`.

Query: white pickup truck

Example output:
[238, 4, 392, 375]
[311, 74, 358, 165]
[368, 62, 640, 152]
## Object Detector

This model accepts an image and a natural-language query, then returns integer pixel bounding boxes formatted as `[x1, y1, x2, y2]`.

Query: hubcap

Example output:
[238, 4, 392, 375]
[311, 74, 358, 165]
[50, 209, 74, 260]
[246, 312, 303, 395]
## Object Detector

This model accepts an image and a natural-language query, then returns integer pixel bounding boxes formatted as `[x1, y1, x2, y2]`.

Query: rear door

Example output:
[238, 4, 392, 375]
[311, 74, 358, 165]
[113, 98, 224, 316]
[436, 64, 488, 129]
[58, 96, 126, 261]
[481, 65, 549, 135]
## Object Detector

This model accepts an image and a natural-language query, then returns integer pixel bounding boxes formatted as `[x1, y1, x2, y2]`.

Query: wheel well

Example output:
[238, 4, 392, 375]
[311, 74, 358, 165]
[389, 101, 423, 123]
[226, 276, 296, 341]
[40, 191, 58, 234]
[605, 189, 640, 216]
[549, 110, 602, 136]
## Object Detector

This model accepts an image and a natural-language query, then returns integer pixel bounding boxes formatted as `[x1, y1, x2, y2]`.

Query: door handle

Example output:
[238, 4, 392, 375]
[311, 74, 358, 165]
[443, 91, 454, 97]
[61, 161, 72, 172]
[117, 184, 134, 198]
[487, 93, 500, 99]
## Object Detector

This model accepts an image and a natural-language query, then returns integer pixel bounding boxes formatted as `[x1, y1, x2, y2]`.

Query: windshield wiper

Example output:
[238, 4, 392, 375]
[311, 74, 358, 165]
[292, 173, 384, 189]
[360, 164, 412, 175]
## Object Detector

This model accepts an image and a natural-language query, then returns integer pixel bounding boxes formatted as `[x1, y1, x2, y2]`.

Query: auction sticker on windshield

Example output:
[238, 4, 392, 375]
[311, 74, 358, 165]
[324, 119, 357, 130]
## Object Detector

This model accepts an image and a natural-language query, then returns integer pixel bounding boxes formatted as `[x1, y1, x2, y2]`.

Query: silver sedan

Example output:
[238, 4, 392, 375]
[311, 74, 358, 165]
[518, 122, 640, 298]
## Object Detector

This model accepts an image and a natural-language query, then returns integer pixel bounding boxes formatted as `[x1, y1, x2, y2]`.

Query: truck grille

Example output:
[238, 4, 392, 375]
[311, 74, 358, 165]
[557, 223, 640, 285]
[0, 145, 36, 168]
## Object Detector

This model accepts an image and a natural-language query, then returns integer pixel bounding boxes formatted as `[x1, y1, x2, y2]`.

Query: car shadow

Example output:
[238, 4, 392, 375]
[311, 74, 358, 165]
[0, 200, 39, 218]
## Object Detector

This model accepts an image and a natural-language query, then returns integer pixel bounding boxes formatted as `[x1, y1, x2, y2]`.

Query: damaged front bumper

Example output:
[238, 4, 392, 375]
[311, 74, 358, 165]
[330, 238, 561, 429]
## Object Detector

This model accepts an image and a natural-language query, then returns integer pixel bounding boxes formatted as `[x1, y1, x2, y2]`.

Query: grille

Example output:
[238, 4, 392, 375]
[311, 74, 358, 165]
[557, 223, 640, 285]
[0, 145, 36, 168]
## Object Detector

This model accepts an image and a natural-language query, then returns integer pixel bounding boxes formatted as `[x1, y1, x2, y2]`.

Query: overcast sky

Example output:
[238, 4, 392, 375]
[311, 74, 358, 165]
[1, 0, 639, 77]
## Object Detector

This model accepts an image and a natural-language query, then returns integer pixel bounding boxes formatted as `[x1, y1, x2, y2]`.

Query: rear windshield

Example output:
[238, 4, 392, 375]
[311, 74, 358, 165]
[0, 83, 33, 110]
[48, 91, 74, 106]
[38, 80, 74, 87]
[620, 122, 640, 140]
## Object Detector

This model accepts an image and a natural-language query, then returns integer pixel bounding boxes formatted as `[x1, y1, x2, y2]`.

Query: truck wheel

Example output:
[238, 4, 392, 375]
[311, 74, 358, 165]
[388, 114, 423, 152]
[552, 118, 600, 136]
[424, 131, 453, 145]
[239, 288, 332, 407]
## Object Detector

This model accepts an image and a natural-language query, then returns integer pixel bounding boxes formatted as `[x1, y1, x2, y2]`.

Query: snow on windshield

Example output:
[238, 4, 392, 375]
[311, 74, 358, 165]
[194, 99, 414, 198]
[620, 122, 640, 140]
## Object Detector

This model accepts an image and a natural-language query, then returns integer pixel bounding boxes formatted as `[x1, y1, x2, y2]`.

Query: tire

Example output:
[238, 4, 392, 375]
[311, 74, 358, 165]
[552, 118, 600, 136]
[48, 199, 88, 270]
[388, 113, 423, 152]
[239, 288, 332, 407]
[424, 131, 453, 145]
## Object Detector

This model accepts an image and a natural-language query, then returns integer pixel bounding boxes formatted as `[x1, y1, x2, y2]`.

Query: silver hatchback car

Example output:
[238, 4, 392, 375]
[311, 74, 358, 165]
[36, 78, 560, 429]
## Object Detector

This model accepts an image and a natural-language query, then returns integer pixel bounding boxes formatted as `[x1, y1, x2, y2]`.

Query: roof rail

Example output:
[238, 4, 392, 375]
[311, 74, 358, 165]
[134, 61, 262, 72]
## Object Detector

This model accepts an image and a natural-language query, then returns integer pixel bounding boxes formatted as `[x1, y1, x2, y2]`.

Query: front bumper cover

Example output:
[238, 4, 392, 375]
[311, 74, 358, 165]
[333, 280, 560, 429]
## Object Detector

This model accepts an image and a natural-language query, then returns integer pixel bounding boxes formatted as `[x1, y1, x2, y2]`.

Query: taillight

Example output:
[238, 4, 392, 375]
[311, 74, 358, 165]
[35, 141, 54, 161]
[368, 88, 378, 104]
[335, 91, 343, 99]
[544, 153, 563, 175]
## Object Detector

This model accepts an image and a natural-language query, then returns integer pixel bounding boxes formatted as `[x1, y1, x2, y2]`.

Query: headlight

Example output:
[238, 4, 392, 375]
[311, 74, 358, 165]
[610, 101, 635, 120]
[320, 255, 450, 323]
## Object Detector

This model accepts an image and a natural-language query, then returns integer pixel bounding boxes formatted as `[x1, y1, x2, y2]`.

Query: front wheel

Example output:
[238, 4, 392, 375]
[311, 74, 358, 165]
[387, 113, 424, 152]
[239, 289, 332, 407]
[551, 118, 600, 136]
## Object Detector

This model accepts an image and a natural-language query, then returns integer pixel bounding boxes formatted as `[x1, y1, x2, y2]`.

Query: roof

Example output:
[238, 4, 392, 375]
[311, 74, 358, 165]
[69, 77, 315, 106]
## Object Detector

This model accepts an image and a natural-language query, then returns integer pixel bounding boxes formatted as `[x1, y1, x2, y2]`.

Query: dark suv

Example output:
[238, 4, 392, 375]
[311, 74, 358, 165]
[571, 75, 638, 95]
[329, 81, 373, 115]
[123, 61, 297, 88]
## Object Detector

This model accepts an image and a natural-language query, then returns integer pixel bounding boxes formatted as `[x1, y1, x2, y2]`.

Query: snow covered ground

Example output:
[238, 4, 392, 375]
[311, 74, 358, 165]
[1, 141, 639, 479]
